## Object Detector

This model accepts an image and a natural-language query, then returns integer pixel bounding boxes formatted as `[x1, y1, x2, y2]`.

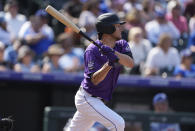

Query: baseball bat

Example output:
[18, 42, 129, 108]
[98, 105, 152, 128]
[45, 5, 101, 49]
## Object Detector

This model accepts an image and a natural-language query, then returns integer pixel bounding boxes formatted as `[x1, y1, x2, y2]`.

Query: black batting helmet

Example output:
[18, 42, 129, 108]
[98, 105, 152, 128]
[96, 13, 126, 34]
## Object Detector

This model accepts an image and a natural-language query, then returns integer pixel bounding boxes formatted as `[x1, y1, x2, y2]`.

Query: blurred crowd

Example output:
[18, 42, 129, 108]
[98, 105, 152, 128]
[0, 0, 195, 78]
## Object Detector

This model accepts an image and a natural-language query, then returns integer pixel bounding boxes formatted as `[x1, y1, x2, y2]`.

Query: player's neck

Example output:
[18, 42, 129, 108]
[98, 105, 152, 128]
[101, 36, 115, 48]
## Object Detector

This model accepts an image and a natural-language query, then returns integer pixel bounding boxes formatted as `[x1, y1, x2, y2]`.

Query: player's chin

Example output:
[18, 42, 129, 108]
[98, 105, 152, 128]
[116, 34, 122, 40]
[112, 32, 122, 40]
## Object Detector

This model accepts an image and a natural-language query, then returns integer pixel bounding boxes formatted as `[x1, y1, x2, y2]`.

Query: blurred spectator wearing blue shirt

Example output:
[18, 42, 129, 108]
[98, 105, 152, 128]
[18, 10, 54, 59]
[150, 93, 181, 131]
[174, 49, 195, 78]
[14, 45, 40, 73]
[0, 41, 12, 71]
[145, 6, 180, 46]
[0, 12, 12, 46]
[57, 33, 84, 73]
[188, 31, 195, 53]
[4, 39, 21, 65]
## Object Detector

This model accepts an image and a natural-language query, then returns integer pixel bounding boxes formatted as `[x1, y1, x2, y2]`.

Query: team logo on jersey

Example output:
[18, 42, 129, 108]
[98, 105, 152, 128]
[88, 61, 94, 70]
[125, 46, 131, 52]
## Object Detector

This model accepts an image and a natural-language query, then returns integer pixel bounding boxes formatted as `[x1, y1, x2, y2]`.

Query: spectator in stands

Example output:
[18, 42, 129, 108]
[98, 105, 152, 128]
[35, 9, 54, 40]
[123, 0, 143, 13]
[125, 8, 144, 31]
[0, 12, 12, 46]
[99, 0, 111, 13]
[177, 0, 190, 10]
[14, 45, 40, 73]
[4, 39, 21, 65]
[189, 14, 195, 35]
[141, 0, 156, 24]
[4, 0, 26, 40]
[174, 49, 195, 78]
[145, 34, 180, 76]
[60, 0, 83, 35]
[154, 0, 167, 9]
[150, 92, 181, 131]
[184, 0, 195, 20]
[78, 0, 100, 45]
[166, 0, 188, 34]
[0, 41, 11, 71]
[62, 0, 83, 21]
[128, 27, 152, 74]
[57, 33, 84, 73]
[111, 0, 126, 12]
[19, 13, 54, 60]
[188, 29, 195, 54]
[145, 6, 180, 46]
[42, 44, 64, 73]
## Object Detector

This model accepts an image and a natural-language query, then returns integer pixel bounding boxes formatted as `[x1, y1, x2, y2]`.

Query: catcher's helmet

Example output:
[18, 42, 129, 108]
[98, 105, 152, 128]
[96, 13, 125, 34]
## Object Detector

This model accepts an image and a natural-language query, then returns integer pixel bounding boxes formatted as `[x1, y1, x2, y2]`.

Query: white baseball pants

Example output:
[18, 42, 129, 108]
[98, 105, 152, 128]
[65, 87, 125, 131]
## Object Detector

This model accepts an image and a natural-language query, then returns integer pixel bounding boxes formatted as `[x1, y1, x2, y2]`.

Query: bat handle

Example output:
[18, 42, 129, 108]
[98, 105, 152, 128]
[79, 31, 102, 50]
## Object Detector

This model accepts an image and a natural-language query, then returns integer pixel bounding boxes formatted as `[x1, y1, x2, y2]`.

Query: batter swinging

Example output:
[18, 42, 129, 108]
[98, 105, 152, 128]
[65, 13, 134, 131]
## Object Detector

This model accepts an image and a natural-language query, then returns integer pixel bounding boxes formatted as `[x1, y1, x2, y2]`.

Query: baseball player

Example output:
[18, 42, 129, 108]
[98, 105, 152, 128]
[65, 13, 134, 131]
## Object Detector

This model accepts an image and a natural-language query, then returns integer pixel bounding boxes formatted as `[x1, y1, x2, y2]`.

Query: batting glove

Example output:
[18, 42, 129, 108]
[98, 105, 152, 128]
[106, 52, 119, 66]
[100, 45, 115, 54]
[100, 45, 119, 66]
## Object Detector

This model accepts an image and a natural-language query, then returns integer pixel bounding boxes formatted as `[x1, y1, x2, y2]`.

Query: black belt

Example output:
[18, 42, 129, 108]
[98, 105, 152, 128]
[92, 95, 105, 103]
[79, 87, 106, 103]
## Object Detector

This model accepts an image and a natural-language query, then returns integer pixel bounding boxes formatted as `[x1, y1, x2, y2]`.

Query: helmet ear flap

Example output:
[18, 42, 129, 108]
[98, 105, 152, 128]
[96, 22, 115, 34]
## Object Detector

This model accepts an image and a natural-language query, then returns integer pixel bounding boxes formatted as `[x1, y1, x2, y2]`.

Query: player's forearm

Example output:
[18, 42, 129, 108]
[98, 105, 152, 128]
[115, 51, 134, 68]
[91, 62, 112, 85]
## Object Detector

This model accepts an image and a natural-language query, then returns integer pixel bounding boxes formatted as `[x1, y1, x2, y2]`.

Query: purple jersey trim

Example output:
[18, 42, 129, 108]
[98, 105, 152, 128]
[83, 95, 117, 131]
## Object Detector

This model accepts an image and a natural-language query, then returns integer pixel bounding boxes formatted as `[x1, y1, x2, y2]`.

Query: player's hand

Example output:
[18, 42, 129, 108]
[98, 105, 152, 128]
[100, 45, 119, 66]
[100, 45, 115, 54]
[106, 52, 119, 66]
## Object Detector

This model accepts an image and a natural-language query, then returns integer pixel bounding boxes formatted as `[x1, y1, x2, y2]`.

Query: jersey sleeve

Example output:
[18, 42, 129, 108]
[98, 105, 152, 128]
[120, 40, 133, 59]
[84, 50, 100, 75]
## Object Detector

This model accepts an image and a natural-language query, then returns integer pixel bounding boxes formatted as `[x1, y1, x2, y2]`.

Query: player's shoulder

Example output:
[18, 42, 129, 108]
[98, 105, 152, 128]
[85, 40, 101, 53]
[115, 39, 132, 53]
[116, 39, 128, 45]
[115, 39, 129, 48]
